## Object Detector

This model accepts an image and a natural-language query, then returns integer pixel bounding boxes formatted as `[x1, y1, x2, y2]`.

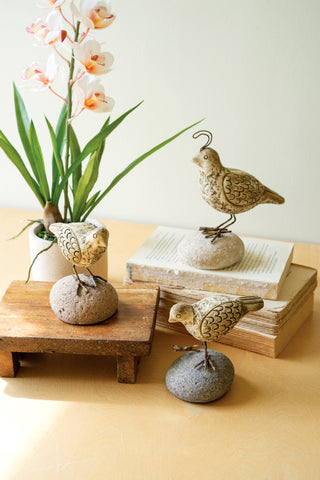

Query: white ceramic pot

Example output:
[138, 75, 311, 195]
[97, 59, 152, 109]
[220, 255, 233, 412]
[29, 219, 108, 282]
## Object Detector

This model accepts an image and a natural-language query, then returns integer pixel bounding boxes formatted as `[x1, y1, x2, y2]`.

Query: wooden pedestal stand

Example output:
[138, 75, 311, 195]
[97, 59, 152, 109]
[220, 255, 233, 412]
[0, 281, 159, 383]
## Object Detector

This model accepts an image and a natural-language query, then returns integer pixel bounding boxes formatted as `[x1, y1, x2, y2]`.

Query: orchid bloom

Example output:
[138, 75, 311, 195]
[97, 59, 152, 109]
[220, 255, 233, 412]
[26, 11, 66, 45]
[26, 18, 47, 36]
[72, 75, 114, 119]
[71, 0, 115, 30]
[73, 39, 113, 75]
[39, 0, 65, 8]
[22, 54, 58, 91]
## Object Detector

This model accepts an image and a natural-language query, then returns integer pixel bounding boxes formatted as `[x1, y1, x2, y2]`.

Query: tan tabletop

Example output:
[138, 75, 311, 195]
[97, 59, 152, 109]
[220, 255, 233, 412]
[0, 207, 319, 480]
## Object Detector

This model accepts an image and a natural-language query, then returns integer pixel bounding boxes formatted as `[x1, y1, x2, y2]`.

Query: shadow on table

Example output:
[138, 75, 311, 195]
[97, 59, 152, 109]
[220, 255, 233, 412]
[2, 331, 258, 408]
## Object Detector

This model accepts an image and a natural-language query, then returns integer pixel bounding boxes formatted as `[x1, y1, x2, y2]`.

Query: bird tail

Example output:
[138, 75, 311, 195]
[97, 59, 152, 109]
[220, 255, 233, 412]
[239, 296, 264, 314]
[262, 187, 285, 205]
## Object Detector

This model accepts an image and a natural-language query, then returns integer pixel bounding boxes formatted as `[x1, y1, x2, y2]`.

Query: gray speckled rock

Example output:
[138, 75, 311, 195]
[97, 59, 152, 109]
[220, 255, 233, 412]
[166, 350, 234, 403]
[50, 274, 118, 325]
[178, 231, 244, 270]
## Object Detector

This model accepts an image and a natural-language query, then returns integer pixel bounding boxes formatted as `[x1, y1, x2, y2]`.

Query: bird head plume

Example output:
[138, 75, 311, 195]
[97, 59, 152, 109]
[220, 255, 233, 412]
[192, 129, 222, 174]
[193, 147, 222, 174]
[169, 303, 194, 326]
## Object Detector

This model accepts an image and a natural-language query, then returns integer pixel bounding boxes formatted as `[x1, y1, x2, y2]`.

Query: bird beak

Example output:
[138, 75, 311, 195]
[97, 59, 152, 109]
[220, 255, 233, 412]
[192, 155, 201, 167]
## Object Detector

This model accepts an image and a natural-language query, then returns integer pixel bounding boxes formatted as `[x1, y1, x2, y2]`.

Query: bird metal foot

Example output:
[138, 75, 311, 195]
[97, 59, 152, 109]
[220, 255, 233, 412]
[86, 268, 107, 287]
[72, 266, 94, 295]
[75, 280, 88, 296]
[200, 226, 231, 243]
[200, 214, 237, 244]
[73, 266, 108, 296]
[172, 344, 203, 353]
[172, 343, 216, 371]
[194, 356, 215, 371]
[194, 342, 216, 371]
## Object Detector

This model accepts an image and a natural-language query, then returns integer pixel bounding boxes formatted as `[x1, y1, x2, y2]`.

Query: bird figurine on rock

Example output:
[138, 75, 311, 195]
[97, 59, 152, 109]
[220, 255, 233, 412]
[49, 222, 109, 294]
[169, 295, 264, 369]
[192, 130, 285, 242]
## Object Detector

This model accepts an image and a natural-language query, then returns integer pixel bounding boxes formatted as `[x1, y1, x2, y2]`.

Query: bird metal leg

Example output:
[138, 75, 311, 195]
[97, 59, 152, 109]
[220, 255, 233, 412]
[172, 342, 215, 370]
[222, 214, 236, 230]
[73, 265, 89, 295]
[172, 343, 203, 353]
[200, 214, 233, 235]
[194, 342, 215, 371]
[85, 267, 97, 287]
[86, 267, 107, 286]
[200, 214, 237, 243]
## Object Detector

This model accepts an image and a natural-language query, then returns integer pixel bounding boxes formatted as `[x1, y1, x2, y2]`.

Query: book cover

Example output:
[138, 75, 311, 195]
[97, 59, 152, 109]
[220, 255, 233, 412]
[126, 226, 294, 300]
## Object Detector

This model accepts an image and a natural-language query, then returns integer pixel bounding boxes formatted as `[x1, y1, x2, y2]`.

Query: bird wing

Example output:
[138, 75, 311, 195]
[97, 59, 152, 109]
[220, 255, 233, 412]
[223, 171, 264, 207]
[56, 225, 82, 264]
[199, 300, 242, 340]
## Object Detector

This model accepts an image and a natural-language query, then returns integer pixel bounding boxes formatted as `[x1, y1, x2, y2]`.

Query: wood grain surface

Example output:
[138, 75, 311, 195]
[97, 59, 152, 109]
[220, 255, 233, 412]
[0, 280, 159, 382]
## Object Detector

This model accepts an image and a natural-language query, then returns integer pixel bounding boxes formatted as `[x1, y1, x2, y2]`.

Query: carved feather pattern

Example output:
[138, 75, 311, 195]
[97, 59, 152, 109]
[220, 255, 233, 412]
[223, 173, 264, 207]
[56, 226, 82, 264]
[194, 148, 284, 215]
[199, 300, 243, 340]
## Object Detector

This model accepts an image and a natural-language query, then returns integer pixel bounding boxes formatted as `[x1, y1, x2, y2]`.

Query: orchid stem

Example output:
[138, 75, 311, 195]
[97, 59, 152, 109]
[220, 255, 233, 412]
[59, 7, 75, 31]
[54, 44, 70, 66]
[66, 33, 73, 43]
[79, 28, 90, 43]
[70, 70, 85, 85]
[63, 20, 80, 221]
[68, 107, 85, 123]
[49, 86, 67, 104]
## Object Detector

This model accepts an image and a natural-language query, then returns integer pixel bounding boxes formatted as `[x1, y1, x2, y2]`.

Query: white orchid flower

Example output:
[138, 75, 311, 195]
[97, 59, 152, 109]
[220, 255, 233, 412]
[72, 75, 114, 120]
[38, 0, 65, 8]
[73, 39, 113, 75]
[21, 54, 58, 91]
[26, 18, 47, 36]
[71, 0, 115, 30]
[26, 11, 65, 46]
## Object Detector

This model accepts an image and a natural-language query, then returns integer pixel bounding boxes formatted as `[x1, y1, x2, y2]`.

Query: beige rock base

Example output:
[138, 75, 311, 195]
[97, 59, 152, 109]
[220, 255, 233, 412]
[178, 231, 244, 270]
[50, 274, 118, 325]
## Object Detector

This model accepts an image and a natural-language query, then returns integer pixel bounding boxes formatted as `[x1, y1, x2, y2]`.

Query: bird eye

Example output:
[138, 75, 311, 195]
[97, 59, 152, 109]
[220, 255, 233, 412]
[204, 155, 208, 159]
[176, 313, 182, 319]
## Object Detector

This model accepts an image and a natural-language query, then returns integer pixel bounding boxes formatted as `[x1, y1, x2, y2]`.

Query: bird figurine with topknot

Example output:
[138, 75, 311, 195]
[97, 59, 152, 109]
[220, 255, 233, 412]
[192, 130, 285, 242]
[49, 222, 109, 293]
[169, 295, 264, 369]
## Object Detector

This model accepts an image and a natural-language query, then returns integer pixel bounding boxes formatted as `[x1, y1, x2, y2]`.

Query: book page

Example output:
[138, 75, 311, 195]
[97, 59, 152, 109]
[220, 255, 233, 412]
[128, 227, 294, 283]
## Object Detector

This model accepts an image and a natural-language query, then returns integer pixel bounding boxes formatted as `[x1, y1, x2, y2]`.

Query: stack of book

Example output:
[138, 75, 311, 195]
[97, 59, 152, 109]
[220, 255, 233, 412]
[126, 227, 317, 357]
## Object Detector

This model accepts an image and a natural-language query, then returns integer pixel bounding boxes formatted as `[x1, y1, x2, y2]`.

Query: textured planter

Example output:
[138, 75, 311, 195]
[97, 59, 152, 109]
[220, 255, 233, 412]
[29, 219, 108, 282]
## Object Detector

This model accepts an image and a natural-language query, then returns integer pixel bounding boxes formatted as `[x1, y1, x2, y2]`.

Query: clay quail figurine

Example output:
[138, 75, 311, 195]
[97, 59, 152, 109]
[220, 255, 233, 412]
[169, 295, 264, 369]
[49, 222, 109, 293]
[192, 130, 285, 242]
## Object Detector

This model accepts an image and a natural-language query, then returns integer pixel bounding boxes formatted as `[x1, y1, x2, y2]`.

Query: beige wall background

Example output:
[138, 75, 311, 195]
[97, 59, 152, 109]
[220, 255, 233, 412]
[0, 0, 319, 243]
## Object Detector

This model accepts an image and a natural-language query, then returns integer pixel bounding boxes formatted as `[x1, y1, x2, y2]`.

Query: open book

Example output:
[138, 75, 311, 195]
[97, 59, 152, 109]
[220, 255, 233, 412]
[126, 227, 294, 300]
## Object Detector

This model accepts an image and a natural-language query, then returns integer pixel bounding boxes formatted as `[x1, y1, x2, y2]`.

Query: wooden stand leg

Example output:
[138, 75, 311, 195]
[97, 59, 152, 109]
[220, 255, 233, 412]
[0, 352, 20, 377]
[117, 355, 140, 383]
